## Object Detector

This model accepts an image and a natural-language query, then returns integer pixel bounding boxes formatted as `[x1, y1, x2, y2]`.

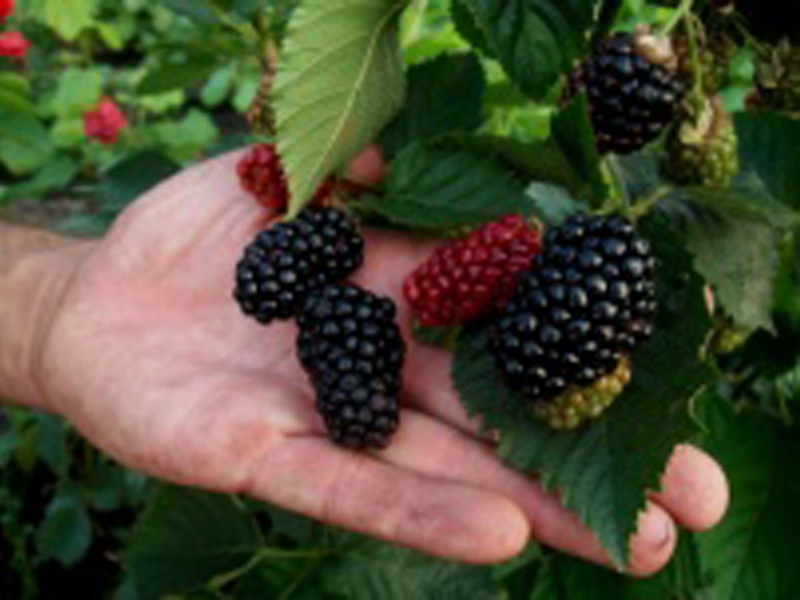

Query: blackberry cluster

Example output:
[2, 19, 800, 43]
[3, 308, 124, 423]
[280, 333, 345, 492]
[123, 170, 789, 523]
[298, 284, 405, 449]
[404, 215, 541, 327]
[234, 207, 363, 324]
[493, 213, 657, 403]
[567, 32, 685, 155]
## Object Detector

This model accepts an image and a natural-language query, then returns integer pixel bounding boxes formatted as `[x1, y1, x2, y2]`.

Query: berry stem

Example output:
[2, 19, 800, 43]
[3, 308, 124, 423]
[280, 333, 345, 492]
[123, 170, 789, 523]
[684, 12, 706, 103]
[660, 0, 694, 36]
[601, 157, 630, 214]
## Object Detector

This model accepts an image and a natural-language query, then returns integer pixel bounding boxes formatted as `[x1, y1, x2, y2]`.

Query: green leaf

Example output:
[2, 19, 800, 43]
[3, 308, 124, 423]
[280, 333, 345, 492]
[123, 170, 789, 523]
[51, 68, 104, 117]
[201, 66, 234, 108]
[126, 486, 262, 600]
[736, 112, 800, 211]
[36, 493, 92, 567]
[137, 54, 219, 95]
[452, 218, 713, 566]
[380, 53, 485, 158]
[44, 0, 97, 41]
[321, 535, 502, 600]
[0, 111, 54, 175]
[0, 155, 80, 202]
[450, 0, 492, 56]
[697, 396, 800, 600]
[461, 0, 597, 99]
[656, 184, 791, 332]
[530, 533, 711, 600]
[363, 139, 533, 231]
[551, 94, 606, 205]
[273, 0, 407, 217]
[163, 0, 220, 23]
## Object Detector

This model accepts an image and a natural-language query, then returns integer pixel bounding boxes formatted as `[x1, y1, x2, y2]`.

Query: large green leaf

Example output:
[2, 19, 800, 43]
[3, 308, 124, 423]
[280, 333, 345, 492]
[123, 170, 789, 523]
[697, 397, 800, 600]
[461, 0, 598, 99]
[380, 53, 485, 158]
[530, 534, 711, 600]
[274, 0, 407, 217]
[321, 534, 502, 600]
[363, 139, 534, 231]
[453, 219, 713, 566]
[656, 184, 793, 333]
[736, 112, 800, 211]
[126, 486, 262, 600]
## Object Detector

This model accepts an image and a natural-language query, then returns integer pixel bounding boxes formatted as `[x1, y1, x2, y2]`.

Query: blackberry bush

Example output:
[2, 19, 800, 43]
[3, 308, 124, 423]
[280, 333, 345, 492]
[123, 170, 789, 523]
[297, 284, 405, 449]
[234, 207, 363, 324]
[493, 213, 657, 404]
[566, 29, 685, 154]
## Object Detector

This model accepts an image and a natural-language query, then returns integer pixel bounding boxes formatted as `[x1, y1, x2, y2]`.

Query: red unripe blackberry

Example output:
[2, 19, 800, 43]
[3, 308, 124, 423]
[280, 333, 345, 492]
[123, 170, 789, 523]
[404, 215, 542, 327]
[237, 144, 289, 211]
[493, 213, 656, 404]
[234, 207, 364, 325]
[237, 144, 337, 212]
[567, 31, 685, 155]
[298, 284, 405, 449]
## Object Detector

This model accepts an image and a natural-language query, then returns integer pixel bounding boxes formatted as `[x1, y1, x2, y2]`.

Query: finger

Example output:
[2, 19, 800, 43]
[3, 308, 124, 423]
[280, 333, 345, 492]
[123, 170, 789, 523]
[243, 436, 530, 563]
[382, 411, 676, 575]
[650, 444, 729, 531]
[345, 144, 385, 186]
[403, 345, 481, 434]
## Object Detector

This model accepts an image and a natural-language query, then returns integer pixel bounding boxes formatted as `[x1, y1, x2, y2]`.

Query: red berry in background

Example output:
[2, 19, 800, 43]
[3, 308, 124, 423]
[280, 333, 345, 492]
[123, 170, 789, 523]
[237, 143, 337, 213]
[0, 0, 14, 22]
[404, 215, 542, 327]
[84, 98, 128, 145]
[0, 31, 29, 58]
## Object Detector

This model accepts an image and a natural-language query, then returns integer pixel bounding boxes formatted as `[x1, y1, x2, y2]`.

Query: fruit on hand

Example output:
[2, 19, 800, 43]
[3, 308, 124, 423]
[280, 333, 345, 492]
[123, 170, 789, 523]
[566, 27, 685, 155]
[234, 207, 364, 325]
[237, 144, 336, 212]
[667, 96, 739, 189]
[492, 213, 656, 421]
[404, 215, 542, 327]
[298, 284, 405, 449]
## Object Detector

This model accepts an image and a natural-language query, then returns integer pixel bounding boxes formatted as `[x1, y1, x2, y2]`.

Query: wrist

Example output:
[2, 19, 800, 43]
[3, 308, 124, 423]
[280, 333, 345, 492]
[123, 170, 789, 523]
[0, 230, 95, 411]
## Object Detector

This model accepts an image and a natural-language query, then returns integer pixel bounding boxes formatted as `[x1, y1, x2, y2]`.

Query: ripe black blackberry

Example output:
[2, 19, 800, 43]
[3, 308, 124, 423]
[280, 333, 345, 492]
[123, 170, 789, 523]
[567, 30, 685, 155]
[234, 207, 364, 325]
[493, 213, 657, 405]
[298, 284, 405, 449]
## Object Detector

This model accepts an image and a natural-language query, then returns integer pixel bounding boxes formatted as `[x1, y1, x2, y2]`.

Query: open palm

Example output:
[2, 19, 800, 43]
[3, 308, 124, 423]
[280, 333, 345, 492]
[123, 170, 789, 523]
[36, 150, 728, 572]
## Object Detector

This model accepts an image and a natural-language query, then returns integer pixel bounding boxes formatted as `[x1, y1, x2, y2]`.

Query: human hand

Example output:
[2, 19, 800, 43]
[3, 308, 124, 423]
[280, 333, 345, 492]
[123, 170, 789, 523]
[32, 149, 728, 572]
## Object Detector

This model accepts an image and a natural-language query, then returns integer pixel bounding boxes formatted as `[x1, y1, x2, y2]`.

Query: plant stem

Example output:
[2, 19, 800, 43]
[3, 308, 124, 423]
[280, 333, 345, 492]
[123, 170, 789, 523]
[661, 0, 694, 36]
[208, 547, 329, 592]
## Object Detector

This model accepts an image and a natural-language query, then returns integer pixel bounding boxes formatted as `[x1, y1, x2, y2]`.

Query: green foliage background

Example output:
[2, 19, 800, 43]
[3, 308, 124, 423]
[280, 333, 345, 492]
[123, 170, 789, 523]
[1, 0, 800, 598]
